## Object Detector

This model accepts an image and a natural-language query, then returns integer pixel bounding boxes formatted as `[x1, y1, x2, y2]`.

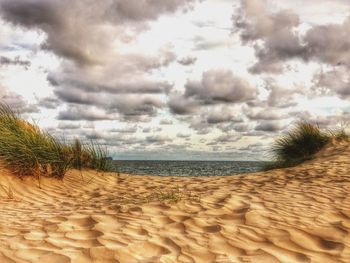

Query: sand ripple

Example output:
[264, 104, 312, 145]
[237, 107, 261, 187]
[0, 141, 350, 262]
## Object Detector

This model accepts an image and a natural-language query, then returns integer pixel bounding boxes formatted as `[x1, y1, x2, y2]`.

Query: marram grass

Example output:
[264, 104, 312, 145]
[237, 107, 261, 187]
[265, 121, 349, 170]
[66, 139, 111, 172]
[0, 103, 111, 179]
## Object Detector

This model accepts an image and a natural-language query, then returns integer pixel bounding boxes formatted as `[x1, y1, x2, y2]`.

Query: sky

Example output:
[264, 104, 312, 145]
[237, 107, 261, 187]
[0, 0, 350, 160]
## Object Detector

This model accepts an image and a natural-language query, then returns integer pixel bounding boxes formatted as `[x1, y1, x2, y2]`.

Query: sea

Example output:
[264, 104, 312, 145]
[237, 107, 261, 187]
[111, 160, 267, 177]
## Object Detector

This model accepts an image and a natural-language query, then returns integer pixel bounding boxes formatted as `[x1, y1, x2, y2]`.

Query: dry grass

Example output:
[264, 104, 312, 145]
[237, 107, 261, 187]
[0, 103, 111, 179]
[265, 122, 349, 170]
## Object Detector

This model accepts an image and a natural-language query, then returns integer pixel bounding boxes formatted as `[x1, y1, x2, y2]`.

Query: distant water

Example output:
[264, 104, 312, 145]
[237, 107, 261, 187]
[111, 160, 266, 177]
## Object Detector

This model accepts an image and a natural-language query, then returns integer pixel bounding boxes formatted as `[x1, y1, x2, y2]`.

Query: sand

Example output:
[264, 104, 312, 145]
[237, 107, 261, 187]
[0, 141, 350, 262]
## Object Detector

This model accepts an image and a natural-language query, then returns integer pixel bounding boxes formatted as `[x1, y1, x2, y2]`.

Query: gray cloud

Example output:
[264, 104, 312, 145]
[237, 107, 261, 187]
[246, 108, 287, 121]
[168, 94, 198, 115]
[177, 56, 197, 66]
[0, 0, 185, 123]
[168, 69, 258, 115]
[0, 87, 37, 113]
[176, 133, 191, 138]
[109, 125, 138, 133]
[0, 0, 194, 65]
[312, 67, 350, 99]
[58, 105, 115, 121]
[211, 133, 242, 144]
[233, 0, 306, 73]
[37, 97, 61, 109]
[0, 55, 30, 68]
[255, 120, 286, 132]
[234, 0, 350, 73]
[304, 17, 350, 67]
[57, 123, 81, 130]
[206, 106, 241, 124]
[146, 135, 171, 145]
[185, 70, 257, 103]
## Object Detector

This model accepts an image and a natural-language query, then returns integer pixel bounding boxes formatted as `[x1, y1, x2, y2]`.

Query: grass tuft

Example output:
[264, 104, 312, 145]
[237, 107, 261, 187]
[264, 122, 337, 170]
[0, 103, 112, 179]
[0, 104, 69, 179]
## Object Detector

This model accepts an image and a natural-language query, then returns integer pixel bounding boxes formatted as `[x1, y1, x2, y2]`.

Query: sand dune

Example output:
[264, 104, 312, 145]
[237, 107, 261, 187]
[0, 140, 350, 262]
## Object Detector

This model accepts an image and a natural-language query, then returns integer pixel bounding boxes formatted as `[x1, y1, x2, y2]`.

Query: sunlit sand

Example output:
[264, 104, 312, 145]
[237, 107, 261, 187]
[0, 140, 349, 262]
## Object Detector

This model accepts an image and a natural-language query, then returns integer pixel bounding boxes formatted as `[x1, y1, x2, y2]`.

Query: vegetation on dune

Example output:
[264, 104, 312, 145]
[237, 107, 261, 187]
[66, 139, 111, 172]
[264, 121, 349, 170]
[0, 103, 111, 179]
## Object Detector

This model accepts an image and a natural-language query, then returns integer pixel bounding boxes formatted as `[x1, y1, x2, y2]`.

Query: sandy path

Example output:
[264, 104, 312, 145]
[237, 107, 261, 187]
[0, 141, 350, 262]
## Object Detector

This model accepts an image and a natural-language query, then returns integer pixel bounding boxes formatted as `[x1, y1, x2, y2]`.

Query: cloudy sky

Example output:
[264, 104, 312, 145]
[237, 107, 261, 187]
[0, 0, 350, 160]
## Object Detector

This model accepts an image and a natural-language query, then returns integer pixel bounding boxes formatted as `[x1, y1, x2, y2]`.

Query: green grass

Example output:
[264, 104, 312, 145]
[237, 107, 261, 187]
[264, 122, 347, 170]
[67, 139, 112, 172]
[0, 103, 111, 179]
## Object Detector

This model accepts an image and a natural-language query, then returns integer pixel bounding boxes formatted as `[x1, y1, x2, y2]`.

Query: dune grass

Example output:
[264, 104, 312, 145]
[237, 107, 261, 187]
[264, 121, 349, 170]
[0, 103, 111, 179]
[67, 139, 111, 172]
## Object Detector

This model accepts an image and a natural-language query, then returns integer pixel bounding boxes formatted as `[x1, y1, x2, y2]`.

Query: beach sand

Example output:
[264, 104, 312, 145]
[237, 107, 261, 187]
[0, 140, 349, 262]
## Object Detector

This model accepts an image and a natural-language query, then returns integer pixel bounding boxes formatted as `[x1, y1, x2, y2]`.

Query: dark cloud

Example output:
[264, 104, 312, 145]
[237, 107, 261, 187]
[107, 96, 164, 119]
[37, 97, 61, 109]
[177, 56, 197, 66]
[255, 120, 286, 132]
[233, 0, 306, 73]
[53, 85, 164, 119]
[168, 69, 258, 115]
[168, 94, 198, 115]
[0, 0, 194, 65]
[0, 56, 30, 68]
[0, 0, 184, 123]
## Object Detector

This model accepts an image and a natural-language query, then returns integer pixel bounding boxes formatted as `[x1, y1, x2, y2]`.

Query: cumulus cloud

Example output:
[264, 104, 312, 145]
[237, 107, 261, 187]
[304, 17, 350, 67]
[234, 0, 350, 73]
[0, 0, 188, 122]
[233, 0, 305, 73]
[184, 70, 257, 103]
[312, 67, 350, 99]
[206, 106, 241, 124]
[0, 0, 195, 65]
[168, 70, 257, 115]
[168, 94, 198, 115]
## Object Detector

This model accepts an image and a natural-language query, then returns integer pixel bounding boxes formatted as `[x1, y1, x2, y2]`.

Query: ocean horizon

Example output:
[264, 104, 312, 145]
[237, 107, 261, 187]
[111, 160, 267, 176]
